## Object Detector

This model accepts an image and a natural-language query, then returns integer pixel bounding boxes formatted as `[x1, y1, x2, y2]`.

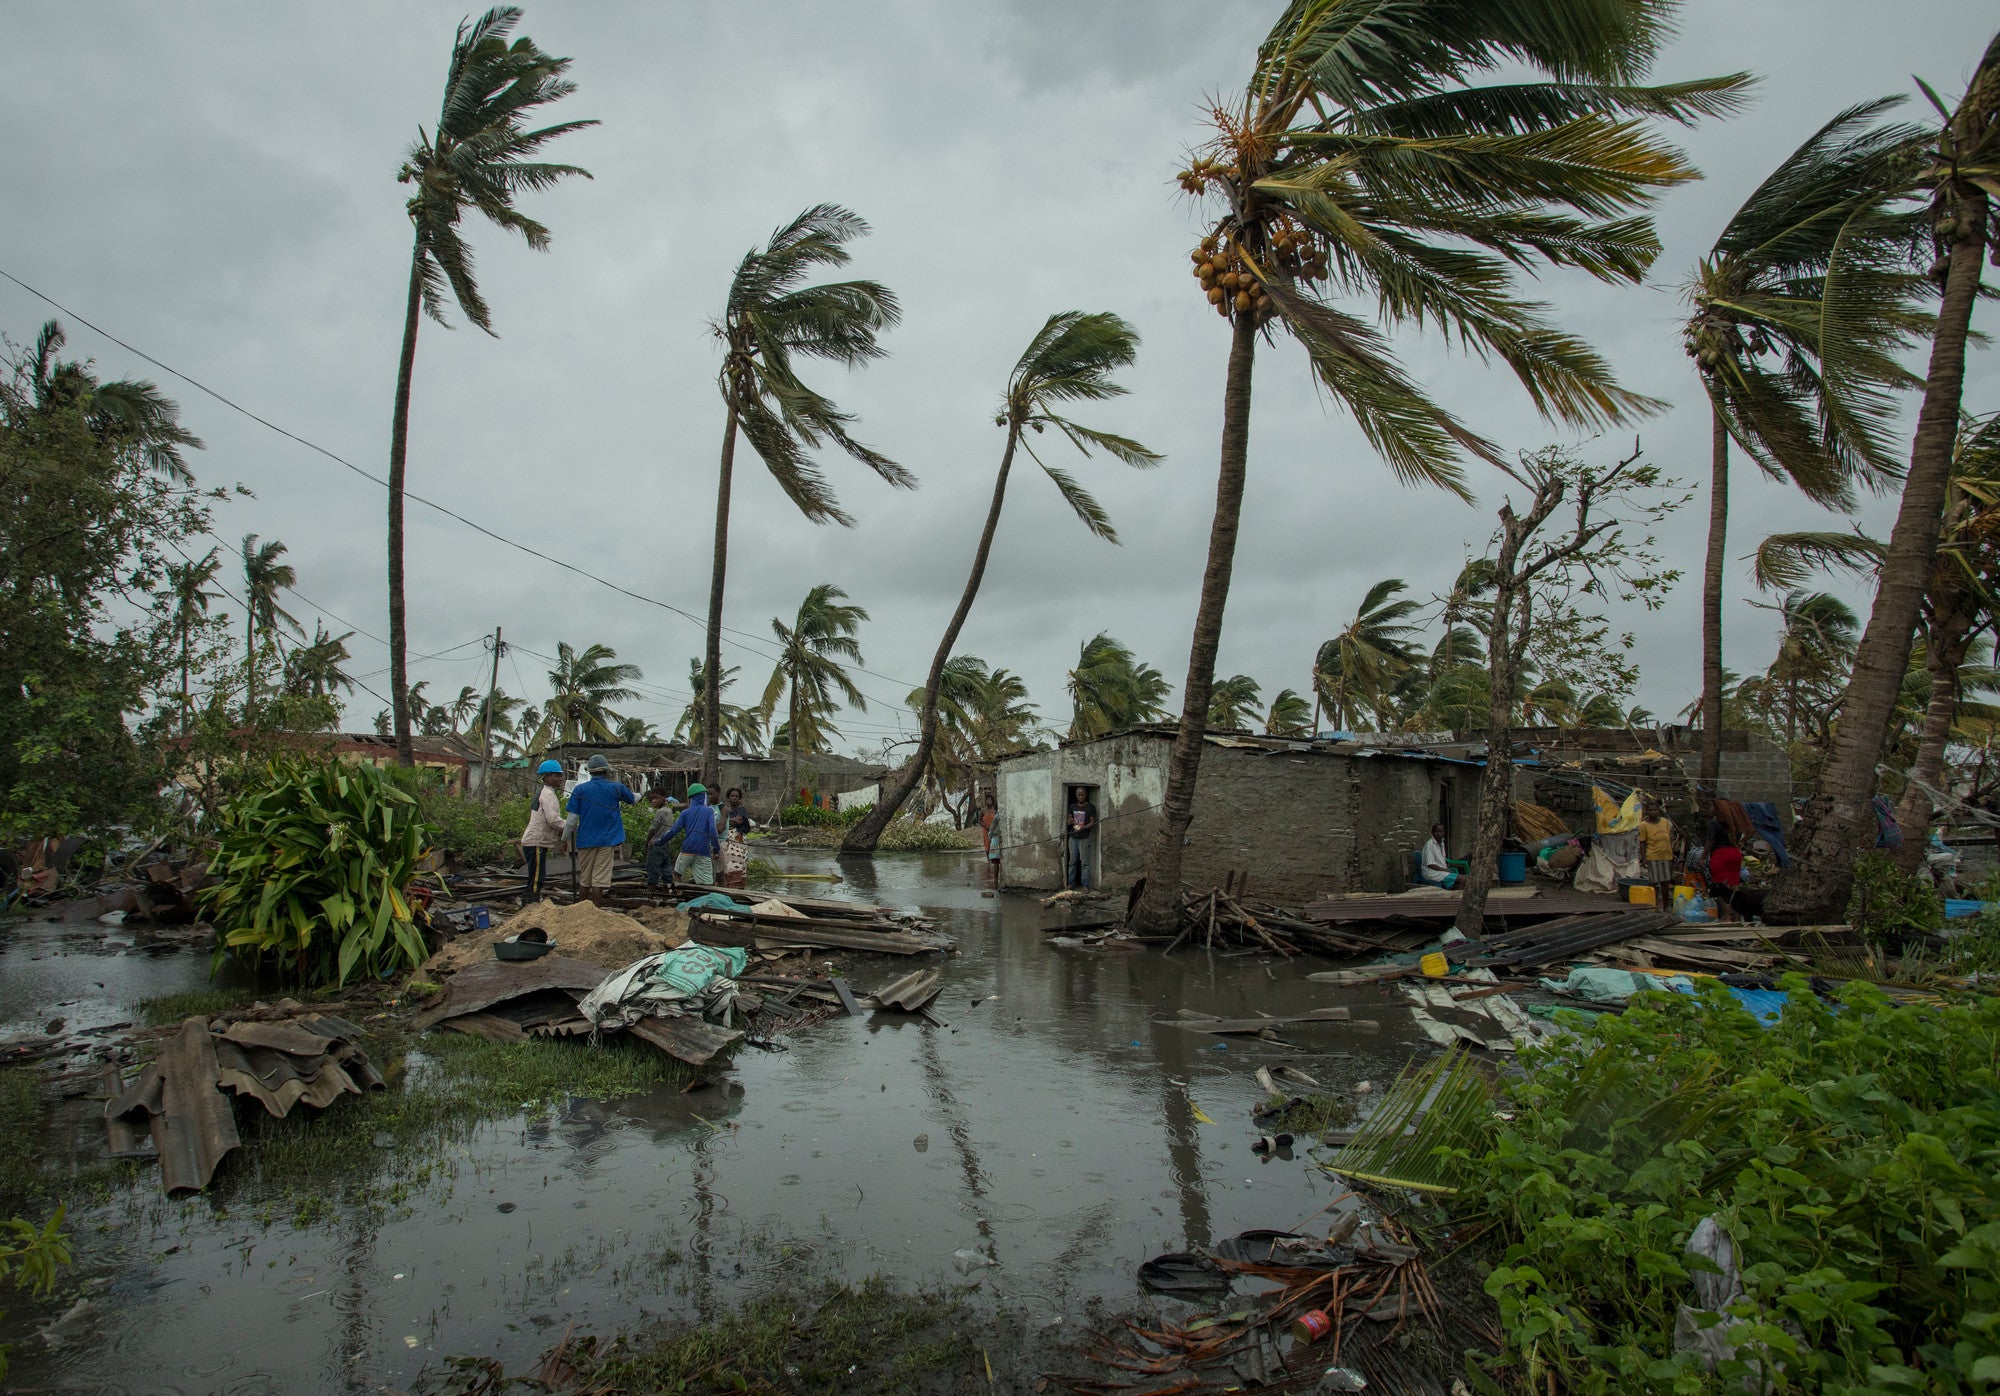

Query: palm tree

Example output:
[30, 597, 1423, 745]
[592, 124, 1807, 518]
[1762, 590, 1862, 743]
[1313, 580, 1423, 731]
[612, 715, 660, 743]
[163, 547, 222, 731]
[843, 312, 1160, 851]
[1207, 675, 1262, 731]
[1067, 633, 1171, 741]
[1263, 688, 1312, 738]
[903, 657, 1045, 822]
[1775, 40, 2000, 923]
[541, 641, 641, 744]
[239, 534, 299, 716]
[702, 204, 905, 791]
[473, 689, 524, 754]
[676, 659, 767, 757]
[385, 7, 595, 767]
[1130, 0, 1742, 933]
[1433, 559, 1498, 673]
[282, 623, 356, 703]
[26, 320, 202, 481]
[762, 583, 870, 808]
[1682, 99, 1929, 789]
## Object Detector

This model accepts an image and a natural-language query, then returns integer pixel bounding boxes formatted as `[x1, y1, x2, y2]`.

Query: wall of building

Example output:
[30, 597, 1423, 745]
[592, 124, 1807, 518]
[996, 737, 1481, 902]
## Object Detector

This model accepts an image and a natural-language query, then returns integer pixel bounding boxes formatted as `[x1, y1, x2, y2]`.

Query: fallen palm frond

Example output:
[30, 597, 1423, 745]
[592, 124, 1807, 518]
[1324, 1047, 1495, 1195]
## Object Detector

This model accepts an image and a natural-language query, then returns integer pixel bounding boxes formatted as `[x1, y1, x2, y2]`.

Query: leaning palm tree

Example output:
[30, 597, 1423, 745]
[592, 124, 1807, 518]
[1683, 97, 1930, 788]
[1313, 580, 1424, 732]
[843, 312, 1160, 851]
[1775, 41, 2000, 922]
[1264, 687, 1312, 737]
[1207, 675, 1262, 731]
[702, 204, 906, 790]
[163, 547, 222, 731]
[27, 321, 202, 481]
[1130, 0, 1745, 933]
[1067, 633, 1171, 741]
[240, 534, 300, 716]
[386, 7, 595, 767]
[762, 583, 870, 809]
[542, 641, 641, 744]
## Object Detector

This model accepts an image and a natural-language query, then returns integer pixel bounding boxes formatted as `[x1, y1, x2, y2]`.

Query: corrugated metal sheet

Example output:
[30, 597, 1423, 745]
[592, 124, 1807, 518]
[108, 1018, 241, 1194]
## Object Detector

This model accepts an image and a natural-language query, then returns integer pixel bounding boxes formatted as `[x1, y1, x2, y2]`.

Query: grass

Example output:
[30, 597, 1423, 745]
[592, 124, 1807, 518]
[575, 1276, 977, 1393]
[137, 985, 270, 1026]
[0, 1069, 137, 1219]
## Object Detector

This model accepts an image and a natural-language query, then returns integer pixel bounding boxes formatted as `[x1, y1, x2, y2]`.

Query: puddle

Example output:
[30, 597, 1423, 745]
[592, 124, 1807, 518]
[2, 850, 1432, 1393]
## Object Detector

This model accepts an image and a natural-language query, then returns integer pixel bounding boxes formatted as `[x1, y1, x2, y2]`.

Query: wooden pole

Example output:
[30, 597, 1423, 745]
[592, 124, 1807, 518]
[479, 625, 502, 800]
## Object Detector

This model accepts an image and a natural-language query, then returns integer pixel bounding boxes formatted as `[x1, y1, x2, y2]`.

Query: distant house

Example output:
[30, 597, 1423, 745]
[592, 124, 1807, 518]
[330, 733, 479, 793]
[993, 724, 1790, 902]
[512, 742, 888, 821]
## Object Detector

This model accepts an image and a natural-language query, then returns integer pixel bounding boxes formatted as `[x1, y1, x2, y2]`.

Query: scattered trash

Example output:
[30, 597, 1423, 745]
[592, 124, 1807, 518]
[1292, 1307, 1333, 1345]
[1137, 1251, 1230, 1297]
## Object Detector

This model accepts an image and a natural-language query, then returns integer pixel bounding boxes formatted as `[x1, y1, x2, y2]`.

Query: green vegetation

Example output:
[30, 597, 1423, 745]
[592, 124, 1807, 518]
[1341, 979, 2000, 1392]
[1847, 849, 1945, 940]
[0, 1207, 69, 1382]
[138, 985, 270, 1026]
[202, 757, 432, 987]
[386, 766, 528, 866]
[781, 802, 870, 828]
[576, 1277, 974, 1394]
[792, 818, 973, 852]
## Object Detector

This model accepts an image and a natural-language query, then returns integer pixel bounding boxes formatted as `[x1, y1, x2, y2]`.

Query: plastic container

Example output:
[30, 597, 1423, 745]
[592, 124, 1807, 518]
[1420, 951, 1448, 978]
[1496, 850, 1528, 883]
[1626, 884, 1656, 906]
[1671, 885, 1697, 914]
[472, 906, 492, 930]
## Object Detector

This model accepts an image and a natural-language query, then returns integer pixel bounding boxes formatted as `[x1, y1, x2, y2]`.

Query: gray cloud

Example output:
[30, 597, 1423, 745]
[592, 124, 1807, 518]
[5, 0, 1995, 752]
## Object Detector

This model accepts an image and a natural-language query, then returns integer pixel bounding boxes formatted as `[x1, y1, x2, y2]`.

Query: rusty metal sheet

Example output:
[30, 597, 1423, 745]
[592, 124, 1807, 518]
[438, 1013, 527, 1043]
[212, 1040, 362, 1117]
[628, 1015, 742, 1067]
[415, 955, 607, 1029]
[99, 1065, 156, 1160]
[219, 1020, 342, 1055]
[116, 1018, 239, 1194]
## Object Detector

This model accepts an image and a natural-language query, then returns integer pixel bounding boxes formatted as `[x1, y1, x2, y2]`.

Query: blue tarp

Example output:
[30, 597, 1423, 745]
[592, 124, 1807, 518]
[677, 892, 743, 914]
[1728, 987, 1788, 1025]
[1946, 899, 1991, 921]
[1743, 802, 1790, 867]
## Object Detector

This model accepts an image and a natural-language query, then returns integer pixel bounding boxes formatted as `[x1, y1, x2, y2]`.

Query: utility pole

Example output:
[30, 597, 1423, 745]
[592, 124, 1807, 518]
[479, 625, 503, 799]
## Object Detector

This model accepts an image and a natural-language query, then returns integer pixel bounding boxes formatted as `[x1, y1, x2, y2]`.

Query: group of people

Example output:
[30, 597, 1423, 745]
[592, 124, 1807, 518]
[518, 754, 758, 903]
[1417, 796, 1765, 922]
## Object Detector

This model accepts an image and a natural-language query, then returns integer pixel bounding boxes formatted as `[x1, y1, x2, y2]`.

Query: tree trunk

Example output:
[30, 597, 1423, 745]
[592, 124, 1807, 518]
[180, 617, 191, 736]
[1130, 313, 1257, 934]
[1891, 601, 1980, 871]
[786, 686, 799, 816]
[1698, 404, 1728, 790]
[1768, 186, 1988, 923]
[1456, 575, 1530, 936]
[703, 403, 740, 792]
[843, 429, 1021, 853]
[387, 242, 424, 767]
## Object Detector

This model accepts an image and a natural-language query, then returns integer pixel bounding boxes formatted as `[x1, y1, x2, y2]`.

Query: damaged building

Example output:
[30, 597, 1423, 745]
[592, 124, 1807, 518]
[993, 725, 1792, 902]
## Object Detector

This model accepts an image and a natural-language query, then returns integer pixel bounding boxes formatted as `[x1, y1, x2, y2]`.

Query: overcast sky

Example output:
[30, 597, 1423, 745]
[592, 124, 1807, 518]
[6, 2, 1996, 753]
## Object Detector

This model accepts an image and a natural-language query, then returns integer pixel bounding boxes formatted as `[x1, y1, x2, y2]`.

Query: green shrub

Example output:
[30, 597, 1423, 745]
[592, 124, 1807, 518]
[1422, 979, 2000, 1392]
[383, 768, 526, 867]
[1848, 849, 1944, 940]
[201, 758, 431, 987]
[877, 820, 976, 852]
[0, 1208, 69, 1382]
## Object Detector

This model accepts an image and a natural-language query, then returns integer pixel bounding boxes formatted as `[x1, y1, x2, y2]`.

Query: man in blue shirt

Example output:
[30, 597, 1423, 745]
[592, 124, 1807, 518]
[663, 783, 723, 886]
[568, 754, 637, 904]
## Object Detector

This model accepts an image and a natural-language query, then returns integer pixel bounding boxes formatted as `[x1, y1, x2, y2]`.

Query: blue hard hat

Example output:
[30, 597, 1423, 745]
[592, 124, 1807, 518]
[537, 759, 563, 775]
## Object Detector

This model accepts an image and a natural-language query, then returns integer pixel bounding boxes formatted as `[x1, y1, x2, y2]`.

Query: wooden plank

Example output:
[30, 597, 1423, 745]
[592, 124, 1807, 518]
[628, 1015, 743, 1067]
[829, 977, 865, 1017]
[1161, 1008, 1371, 1035]
[742, 925, 939, 955]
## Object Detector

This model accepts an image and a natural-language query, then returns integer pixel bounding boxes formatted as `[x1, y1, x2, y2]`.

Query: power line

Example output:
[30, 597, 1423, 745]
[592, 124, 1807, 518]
[0, 266, 932, 710]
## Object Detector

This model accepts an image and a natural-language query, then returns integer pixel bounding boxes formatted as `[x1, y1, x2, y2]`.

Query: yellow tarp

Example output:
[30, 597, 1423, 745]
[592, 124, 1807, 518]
[1593, 786, 1643, 834]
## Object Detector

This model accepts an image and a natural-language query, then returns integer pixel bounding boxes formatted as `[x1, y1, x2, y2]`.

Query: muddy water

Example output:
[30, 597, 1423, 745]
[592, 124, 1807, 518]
[5, 852, 1432, 1394]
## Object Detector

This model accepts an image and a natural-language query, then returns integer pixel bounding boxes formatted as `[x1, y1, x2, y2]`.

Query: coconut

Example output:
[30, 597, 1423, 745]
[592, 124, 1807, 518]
[1234, 291, 1252, 312]
[1207, 286, 1224, 304]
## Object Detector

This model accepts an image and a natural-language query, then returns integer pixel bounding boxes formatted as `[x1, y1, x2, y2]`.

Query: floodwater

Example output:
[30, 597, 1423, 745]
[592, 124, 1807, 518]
[3, 850, 1434, 1394]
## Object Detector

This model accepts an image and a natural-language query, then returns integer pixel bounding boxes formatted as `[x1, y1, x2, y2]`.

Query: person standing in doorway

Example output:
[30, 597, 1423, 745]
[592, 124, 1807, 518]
[642, 789, 677, 890]
[979, 790, 1000, 885]
[665, 782, 723, 885]
[568, 754, 637, 905]
[1640, 799, 1676, 909]
[1064, 786, 1098, 889]
[519, 759, 567, 901]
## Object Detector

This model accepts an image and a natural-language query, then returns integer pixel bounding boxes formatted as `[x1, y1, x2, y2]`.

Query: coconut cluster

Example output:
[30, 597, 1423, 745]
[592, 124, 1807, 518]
[1189, 222, 1331, 326]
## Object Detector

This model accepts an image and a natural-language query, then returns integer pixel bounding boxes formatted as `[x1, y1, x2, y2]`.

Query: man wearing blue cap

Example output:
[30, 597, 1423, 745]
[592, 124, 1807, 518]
[569, 754, 638, 905]
[519, 759, 568, 901]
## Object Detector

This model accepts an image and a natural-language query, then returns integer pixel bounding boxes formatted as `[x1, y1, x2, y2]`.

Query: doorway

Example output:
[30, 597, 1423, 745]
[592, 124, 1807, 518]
[1063, 782, 1102, 888]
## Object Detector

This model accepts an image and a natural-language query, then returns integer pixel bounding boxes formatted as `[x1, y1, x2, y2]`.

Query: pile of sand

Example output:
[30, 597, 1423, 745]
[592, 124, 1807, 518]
[420, 900, 689, 977]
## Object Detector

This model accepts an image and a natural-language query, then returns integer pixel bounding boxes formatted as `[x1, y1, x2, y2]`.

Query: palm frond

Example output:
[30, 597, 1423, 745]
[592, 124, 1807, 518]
[1324, 1047, 1495, 1195]
[1750, 530, 1886, 591]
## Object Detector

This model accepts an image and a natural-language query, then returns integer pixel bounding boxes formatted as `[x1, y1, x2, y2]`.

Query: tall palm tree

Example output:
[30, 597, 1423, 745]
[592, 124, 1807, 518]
[703, 204, 905, 790]
[443, 685, 482, 734]
[386, 7, 594, 767]
[239, 534, 299, 717]
[1683, 98, 1929, 788]
[612, 715, 660, 743]
[1131, 0, 1742, 933]
[1263, 687, 1312, 737]
[1433, 559, 1498, 673]
[163, 547, 222, 731]
[27, 320, 202, 481]
[282, 623, 356, 703]
[905, 657, 1045, 821]
[762, 583, 870, 808]
[472, 689, 524, 754]
[843, 312, 1160, 852]
[1313, 580, 1423, 731]
[1776, 41, 2000, 923]
[1762, 590, 1861, 743]
[1208, 675, 1262, 730]
[1067, 633, 1171, 741]
[540, 641, 641, 744]
[676, 659, 767, 757]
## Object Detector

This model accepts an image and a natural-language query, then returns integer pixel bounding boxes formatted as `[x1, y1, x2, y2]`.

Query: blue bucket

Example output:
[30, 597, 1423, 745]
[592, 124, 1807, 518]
[1496, 851, 1528, 884]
